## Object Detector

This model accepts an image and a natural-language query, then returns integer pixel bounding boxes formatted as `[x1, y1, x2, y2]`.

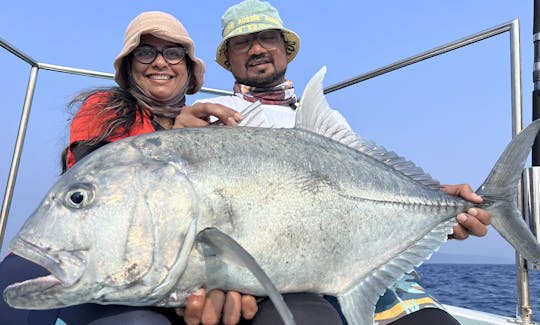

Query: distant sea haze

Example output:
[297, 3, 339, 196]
[427, 252, 515, 264]
[417, 264, 540, 321]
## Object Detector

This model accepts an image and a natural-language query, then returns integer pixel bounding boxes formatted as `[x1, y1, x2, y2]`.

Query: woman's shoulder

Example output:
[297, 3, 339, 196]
[75, 89, 120, 114]
[70, 92, 113, 124]
[83, 90, 116, 105]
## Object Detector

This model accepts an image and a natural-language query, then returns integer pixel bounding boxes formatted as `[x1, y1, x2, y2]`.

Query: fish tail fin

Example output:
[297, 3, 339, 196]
[477, 119, 540, 264]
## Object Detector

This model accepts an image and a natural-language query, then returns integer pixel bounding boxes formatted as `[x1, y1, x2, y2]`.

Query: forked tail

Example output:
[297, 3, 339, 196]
[477, 118, 540, 264]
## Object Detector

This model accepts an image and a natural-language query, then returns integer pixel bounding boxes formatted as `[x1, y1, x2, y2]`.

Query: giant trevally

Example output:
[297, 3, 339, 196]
[4, 67, 540, 325]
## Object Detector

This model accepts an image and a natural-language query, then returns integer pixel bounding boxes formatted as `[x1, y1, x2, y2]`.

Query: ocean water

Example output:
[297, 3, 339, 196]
[416, 264, 540, 321]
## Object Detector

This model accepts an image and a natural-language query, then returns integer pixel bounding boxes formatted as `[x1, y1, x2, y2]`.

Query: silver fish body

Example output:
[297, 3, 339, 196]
[5, 68, 540, 325]
[4, 126, 463, 305]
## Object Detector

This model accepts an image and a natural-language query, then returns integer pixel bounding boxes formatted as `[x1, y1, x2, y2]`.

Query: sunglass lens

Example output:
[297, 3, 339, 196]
[163, 47, 186, 63]
[133, 46, 156, 64]
[258, 31, 280, 47]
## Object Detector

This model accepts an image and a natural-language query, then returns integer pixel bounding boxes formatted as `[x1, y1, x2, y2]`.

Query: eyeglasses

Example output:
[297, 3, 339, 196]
[132, 45, 187, 65]
[228, 30, 283, 53]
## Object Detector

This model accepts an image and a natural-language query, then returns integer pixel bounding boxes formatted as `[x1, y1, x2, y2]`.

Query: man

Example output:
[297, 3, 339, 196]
[176, 1, 491, 324]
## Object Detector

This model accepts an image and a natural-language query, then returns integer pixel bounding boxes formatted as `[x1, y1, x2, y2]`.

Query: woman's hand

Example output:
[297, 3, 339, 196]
[175, 102, 243, 128]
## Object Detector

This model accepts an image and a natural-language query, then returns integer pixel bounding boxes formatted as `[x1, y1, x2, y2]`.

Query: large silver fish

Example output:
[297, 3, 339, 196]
[4, 67, 540, 325]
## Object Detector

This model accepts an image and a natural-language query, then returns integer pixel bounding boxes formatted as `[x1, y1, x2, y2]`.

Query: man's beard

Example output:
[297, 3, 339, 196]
[235, 67, 287, 88]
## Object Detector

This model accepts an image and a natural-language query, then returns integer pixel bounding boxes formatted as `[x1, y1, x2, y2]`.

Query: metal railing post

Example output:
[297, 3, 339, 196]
[0, 66, 39, 249]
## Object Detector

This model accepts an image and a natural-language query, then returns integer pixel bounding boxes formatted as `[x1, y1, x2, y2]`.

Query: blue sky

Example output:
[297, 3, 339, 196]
[0, 1, 535, 266]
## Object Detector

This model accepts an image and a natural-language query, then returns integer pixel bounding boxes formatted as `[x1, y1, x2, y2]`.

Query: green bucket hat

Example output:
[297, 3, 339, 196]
[215, 0, 300, 69]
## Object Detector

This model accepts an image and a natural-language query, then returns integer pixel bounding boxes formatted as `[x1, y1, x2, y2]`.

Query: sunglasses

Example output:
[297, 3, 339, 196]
[228, 30, 283, 53]
[132, 45, 187, 65]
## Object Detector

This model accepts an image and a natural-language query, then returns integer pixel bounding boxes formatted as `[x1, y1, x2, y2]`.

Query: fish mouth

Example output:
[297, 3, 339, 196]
[8, 236, 87, 288]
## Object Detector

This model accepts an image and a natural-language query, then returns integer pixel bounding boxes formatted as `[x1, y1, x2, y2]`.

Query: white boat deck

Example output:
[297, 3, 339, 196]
[444, 304, 525, 325]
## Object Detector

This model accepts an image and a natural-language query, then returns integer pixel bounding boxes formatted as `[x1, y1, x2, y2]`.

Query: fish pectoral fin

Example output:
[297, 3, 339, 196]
[196, 227, 295, 325]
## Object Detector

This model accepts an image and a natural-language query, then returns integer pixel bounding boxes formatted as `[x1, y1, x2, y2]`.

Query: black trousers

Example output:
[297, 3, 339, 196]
[0, 254, 341, 325]
[1, 253, 458, 324]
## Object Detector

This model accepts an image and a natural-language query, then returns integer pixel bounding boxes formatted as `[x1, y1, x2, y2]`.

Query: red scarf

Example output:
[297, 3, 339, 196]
[233, 80, 297, 109]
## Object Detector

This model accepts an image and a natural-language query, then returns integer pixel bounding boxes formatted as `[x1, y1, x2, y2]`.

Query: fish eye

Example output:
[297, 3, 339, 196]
[65, 184, 95, 209]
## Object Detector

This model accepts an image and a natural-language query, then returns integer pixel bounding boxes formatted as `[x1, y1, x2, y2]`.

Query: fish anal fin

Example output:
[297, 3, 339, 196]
[338, 219, 454, 324]
[337, 280, 378, 325]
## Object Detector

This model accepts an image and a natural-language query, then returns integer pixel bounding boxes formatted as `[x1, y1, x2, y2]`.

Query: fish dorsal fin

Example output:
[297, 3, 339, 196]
[237, 101, 275, 128]
[295, 66, 440, 189]
[337, 219, 454, 324]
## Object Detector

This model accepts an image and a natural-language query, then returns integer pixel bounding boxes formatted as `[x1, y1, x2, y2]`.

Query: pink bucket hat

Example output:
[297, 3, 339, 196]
[113, 11, 205, 94]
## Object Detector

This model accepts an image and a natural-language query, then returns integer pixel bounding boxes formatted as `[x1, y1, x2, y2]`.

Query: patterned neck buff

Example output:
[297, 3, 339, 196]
[233, 80, 298, 109]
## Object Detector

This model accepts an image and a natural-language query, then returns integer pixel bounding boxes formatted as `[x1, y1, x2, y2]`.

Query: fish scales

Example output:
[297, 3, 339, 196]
[66, 126, 466, 296]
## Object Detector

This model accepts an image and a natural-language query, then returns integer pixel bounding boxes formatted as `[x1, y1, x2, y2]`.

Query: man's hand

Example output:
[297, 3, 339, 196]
[174, 102, 243, 128]
[441, 184, 491, 240]
[176, 289, 258, 325]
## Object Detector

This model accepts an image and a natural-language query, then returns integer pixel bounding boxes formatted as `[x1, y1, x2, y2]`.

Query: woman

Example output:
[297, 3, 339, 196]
[0, 11, 240, 325]
[64, 11, 241, 171]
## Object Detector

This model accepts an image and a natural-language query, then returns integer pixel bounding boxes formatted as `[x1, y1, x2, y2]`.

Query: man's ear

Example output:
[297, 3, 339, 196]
[224, 51, 233, 71]
[285, 41, 295, 57]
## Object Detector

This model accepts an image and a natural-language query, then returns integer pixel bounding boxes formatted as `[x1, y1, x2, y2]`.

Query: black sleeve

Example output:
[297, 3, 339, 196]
[70, 141, 110, 163]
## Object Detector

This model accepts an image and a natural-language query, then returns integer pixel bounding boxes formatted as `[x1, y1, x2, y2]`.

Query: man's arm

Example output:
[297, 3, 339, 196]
[441, 183, 491, 239]
[176, 288, 258, 325]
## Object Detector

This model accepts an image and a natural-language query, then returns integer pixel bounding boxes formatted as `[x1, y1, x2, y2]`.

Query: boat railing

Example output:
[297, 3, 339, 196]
[0, 18, 537, 324]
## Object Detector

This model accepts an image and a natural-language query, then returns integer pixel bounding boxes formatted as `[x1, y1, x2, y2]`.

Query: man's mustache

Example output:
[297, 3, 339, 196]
[246, 54, 271, 67]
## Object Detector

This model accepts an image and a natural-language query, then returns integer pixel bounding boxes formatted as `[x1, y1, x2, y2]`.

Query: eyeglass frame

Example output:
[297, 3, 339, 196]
[226, 30, 285, 54]
[132, 45, 188, 65]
